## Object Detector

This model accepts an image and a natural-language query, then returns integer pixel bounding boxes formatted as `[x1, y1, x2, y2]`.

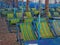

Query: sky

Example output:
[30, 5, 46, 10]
[22, 0, 60, 4]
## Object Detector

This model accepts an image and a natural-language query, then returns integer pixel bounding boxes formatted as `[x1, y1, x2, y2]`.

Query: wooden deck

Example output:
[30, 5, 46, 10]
[0, 17, 19, 45]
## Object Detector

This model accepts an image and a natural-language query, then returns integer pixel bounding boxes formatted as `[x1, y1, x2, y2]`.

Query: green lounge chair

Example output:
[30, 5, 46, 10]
[20, 23, 37, 41]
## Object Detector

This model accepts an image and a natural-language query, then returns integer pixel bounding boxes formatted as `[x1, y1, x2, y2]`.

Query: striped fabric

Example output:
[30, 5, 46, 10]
[20, 23, 37, 41]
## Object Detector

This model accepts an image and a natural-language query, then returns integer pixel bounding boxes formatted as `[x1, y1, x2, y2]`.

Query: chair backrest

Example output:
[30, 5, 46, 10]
[50, 8, 55, 12]
[7, 13, 14, 19]
[53, 12, 59, 16]
[52, 20, 60, 36]
[10, 18, 20, 24]
[31, 8, 36, 11]
[20, 23, 37, 41]
[25, 12, 32, 18]
[56, 7, 60, 12]
[34, 10, 39, 15]
[24, 18, 33, 23]
[16, 12, 22, 18]
[48, 12, 51, 17]
[2, 11, 7, 15]
[36, 18, 53, 38]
